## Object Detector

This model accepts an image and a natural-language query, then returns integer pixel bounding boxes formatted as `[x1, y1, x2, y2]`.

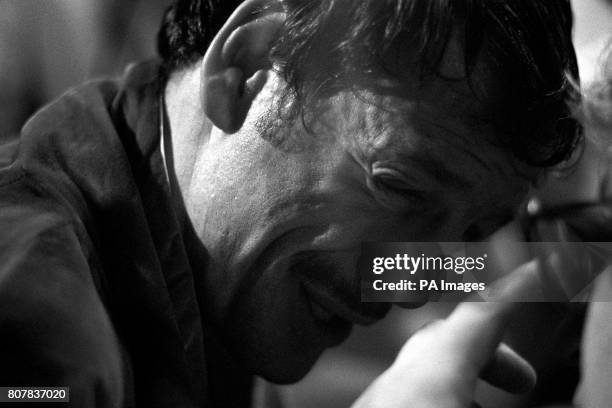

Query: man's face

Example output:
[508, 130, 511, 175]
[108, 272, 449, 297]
[184, 58, 531, 382]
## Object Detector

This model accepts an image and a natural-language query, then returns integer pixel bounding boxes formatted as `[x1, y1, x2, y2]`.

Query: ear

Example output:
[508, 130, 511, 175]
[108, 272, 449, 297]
[201, 0, 285, 134]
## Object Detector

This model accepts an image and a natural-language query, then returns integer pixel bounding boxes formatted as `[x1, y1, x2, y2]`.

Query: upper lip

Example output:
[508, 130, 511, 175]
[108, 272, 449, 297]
[302, 280, 390, 326]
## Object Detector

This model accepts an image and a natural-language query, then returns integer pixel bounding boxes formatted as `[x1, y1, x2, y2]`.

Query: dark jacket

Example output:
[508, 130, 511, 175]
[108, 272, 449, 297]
[0, 61, 252, 407]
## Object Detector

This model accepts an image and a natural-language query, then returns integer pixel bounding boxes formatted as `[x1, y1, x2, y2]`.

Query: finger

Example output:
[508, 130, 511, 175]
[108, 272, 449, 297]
[480, 343, 536, 394]
[443, 259, 543, 367]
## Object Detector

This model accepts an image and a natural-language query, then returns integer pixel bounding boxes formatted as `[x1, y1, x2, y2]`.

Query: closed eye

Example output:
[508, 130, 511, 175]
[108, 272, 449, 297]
[369, 168, 430, 210]
[374, 175, 425, 200]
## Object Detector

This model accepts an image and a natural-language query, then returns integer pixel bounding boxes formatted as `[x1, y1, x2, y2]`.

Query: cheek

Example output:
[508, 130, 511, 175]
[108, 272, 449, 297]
[192, 139, 297, 208]
[192, 139, 330, 247]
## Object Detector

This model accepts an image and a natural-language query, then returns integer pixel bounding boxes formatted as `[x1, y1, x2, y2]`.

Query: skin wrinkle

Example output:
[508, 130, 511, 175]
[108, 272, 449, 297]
[344, 92, 488, 197]
[361, 87, 524, 226]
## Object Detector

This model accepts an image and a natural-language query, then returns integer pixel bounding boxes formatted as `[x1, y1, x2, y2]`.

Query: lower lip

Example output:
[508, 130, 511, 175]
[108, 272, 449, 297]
[303, 287, 353, 344]
[309, 295, 337, 322]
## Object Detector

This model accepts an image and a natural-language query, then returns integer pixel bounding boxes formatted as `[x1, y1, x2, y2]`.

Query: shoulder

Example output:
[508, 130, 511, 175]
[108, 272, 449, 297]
[0, 61, 164, 214]
[15, 60, 162, 172]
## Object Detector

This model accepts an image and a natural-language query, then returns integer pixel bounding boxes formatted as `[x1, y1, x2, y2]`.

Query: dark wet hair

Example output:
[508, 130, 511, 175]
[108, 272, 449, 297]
[158, 0, 581, 167]
[158, 0, 244, 72]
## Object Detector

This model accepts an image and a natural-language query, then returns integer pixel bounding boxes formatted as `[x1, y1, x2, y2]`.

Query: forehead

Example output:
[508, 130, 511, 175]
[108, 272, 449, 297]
[329, 74, 501, 159]
[324, 29, 503, 158]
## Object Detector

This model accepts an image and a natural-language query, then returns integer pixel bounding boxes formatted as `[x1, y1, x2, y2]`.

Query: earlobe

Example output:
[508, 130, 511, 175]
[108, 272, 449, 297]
[201, 0, 285, 134]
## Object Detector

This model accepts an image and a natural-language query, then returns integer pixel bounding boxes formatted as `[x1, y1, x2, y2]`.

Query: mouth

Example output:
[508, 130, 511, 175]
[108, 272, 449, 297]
[301, 280, 390, 326]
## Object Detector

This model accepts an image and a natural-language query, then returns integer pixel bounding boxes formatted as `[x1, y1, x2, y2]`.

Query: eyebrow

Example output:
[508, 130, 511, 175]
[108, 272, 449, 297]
[405, 153, 475, 192]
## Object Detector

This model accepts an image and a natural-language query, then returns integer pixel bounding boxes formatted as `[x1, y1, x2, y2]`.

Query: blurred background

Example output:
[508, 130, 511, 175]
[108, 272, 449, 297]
[0, 0, 611, 407]
[0, 0, 167, 140]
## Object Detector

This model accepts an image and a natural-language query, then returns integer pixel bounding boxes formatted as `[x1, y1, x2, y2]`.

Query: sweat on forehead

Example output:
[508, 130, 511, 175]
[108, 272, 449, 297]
[329, 90, 500, 167]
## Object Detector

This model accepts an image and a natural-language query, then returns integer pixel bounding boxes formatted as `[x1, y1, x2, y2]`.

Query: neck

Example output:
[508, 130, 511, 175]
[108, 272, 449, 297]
[164, 66, 213, 194]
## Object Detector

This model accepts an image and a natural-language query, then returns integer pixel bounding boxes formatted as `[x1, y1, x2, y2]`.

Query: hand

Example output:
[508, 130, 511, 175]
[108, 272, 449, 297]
[353, 260, 545, 408]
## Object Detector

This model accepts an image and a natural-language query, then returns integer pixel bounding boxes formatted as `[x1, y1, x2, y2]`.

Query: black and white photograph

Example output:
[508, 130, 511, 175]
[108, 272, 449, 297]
[0, 0, 612, 407]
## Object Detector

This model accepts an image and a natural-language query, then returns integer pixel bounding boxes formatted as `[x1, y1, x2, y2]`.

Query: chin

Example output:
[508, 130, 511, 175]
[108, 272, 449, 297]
[234, 333, 327, 385]
[235, 317, 354, 384]
[254, 353, 322, 385]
